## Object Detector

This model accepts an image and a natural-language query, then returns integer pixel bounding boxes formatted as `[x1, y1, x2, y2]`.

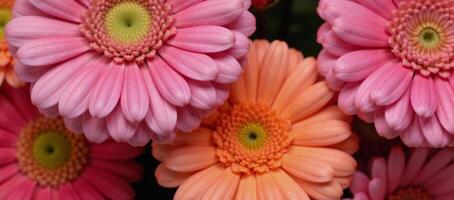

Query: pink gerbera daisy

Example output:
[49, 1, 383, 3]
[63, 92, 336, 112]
[5, 0, 255, 145]
[317, 0, 454, 148]
[0, 85, 143, 199]
[348, 146, 454, 200]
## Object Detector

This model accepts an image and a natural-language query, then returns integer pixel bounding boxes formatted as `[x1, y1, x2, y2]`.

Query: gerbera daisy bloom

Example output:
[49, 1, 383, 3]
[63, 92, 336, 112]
[348, 146, 454, 200]
[0, 85, 143, 199]
[152, 40, 359, 200]
[0, 0, 23, 88]
[252, 0, 278, 10]
[5, 0, 255, 145]
[317, 0, 454, 148]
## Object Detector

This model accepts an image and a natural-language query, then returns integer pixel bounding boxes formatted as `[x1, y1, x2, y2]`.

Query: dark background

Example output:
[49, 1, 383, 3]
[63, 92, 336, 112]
[132, 1, 398, 199]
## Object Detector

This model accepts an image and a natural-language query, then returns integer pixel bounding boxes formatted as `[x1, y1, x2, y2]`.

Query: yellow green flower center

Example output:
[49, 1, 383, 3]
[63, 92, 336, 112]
[17, 117, 90, 187]
[237, 122, 268, 151]
[105, 2, 151, 44]
[418, 27, 440, 49]
[0, 8, 11, 39]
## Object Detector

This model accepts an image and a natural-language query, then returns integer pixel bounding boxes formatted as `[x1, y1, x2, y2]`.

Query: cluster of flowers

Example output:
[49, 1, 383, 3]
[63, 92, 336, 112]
[0, 0, 452, 199]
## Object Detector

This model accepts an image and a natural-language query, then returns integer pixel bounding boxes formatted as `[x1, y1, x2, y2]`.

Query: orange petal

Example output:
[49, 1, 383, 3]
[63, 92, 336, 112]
[172, 128, 213, 146]
[5, 68, 24, 88]
[164, 146, 217, 172]
[152, 144, 176, 161]
[291, 120, 352, 147]
[155, 164, 192, 188]
[230, 76, 247, 103]
[174, 164, 224, 200]
[256, 40, 289, 105]
[273, 57, 318, 112]
[287, 48, 304, 73]
[201, 168, 240, 200]
[253, 40, 271, 67]
[297, 179, 343, 200]
[242, 41, 261, 101]
[256, 173, 285, 200]
[0, 70, 5, 86]
[282, 153, 334, 183]
[293, 106, 352, 127]
[235, 175, 258, 200]
[328, 134, 360, 155]
[271, 169, 310, 200]
[287, 146, 357, 177]
[280, 81, 334, 122]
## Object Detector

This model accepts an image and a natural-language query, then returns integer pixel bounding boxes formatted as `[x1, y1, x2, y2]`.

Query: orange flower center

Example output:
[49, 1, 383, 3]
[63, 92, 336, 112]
[388, 187, 432, 200]
[213, 102, 292, 175]
[17, 117, 90, 187]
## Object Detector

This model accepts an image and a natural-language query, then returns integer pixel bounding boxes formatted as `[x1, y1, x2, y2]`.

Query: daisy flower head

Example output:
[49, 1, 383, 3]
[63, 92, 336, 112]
[317, 0, 454, 148]
[0, 85, 143, 199]
[153, 40, 359, 200]
[0, 0, 23, 88]
[349, 146, 454, 200]
[5, 0, 256, 145]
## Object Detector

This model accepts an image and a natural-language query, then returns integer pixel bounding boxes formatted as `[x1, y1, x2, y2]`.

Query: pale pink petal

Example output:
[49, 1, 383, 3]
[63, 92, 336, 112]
[187, 79, 217, 110]
[370, 62, 413, 106]
[226, 11, 256, 36]
[175, 0, 244, 27]
[148, 56, 191, 107]
[317, 22, 331, 44]
[16, 37, 90, 66]
[212, 54, 242, 84]
[88, 63, 124, 118]
[82, 114, 110, 143]
[14, 61, 51, 82]
[213, 83, 229, 106]
[338, 83, 359, 115]
[121, 63, 149, 122]
[317, 49, 337, 77]
[411, 75, 438, 117]
[176, 106, 204, 133]
[384, 88, 413, 131]
[167, 26, 235, 53]
[318, 0, 384, 23]
[28, 0, 85, 23]
[12, 0, 43, 17]
[107, 105, 138, 142]
[374, 109, 399, 139]
[419, 116, 449, 148]
[333, 14, 388, 47]
[128, 124, 152, 147]
[371, 158, 387, 182]
[400, 119, 426, 147]
[322, 31, 360, 57]
[225, 31, 250, 59]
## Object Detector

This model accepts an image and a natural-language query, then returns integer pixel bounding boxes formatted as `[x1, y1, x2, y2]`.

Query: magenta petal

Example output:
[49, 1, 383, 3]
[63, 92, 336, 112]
[83, 168, 134, 200]
[148, 56, 191, 107]
[167, 26, 235, 53]
[89, 63, 124, 118]
[385, 88, 413, 131]
[91, 159, 143, 183]
[159, 45, 218, 81]
[72, 177, 104, 200]
[175, 0, 244, 27]
[435, 78, 454, 134]
[107, 105, 138, 142]
[411, 75, 438, 118]
[121, 63, 149, 122]
[17, 37, 90, 66]
[91, 142, 143, 160]
[58, 184, 81, 200]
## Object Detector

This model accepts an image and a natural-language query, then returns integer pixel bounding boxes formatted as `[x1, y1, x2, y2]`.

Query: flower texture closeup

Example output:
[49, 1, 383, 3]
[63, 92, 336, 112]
[317, 0, 454, 148]
[0, 0, 22, 88]
[5, 0, 255, 145]
[152, 40, 359, 200]
[0, 85, 143, 199]
[348, 146, 454, 200]
[252, 0, 278, 10]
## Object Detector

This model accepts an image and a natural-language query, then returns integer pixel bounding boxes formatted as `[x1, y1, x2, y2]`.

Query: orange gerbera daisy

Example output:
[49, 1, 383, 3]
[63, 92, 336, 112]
[152, 40, 358, 200]
[0, 0, 22, 88]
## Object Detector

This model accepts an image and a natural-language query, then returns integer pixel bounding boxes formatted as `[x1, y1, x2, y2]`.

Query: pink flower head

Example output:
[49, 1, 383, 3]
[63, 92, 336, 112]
[0, 85, 143, 199]
[5, 0, 255, 145]
[317, 0, 454, 148]
[349, 146, 454, 200]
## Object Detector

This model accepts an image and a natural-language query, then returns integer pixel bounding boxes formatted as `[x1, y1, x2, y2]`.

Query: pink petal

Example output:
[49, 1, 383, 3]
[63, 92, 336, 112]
[414, 149, 453, 184]
[58, 56, 106, 119]
[187, 79, 217, 110]
[142, 68, 177, 134]
[63, 115, 84, 134]
[374, 109, 399, 139]
[14, 60, 51, 82]
[212, 54, 242, 84]
[318, 0, 384, 23]
[387, 147, 405, 193]
[338, 83, 360, 115]
[72, 178, 104, 200]
[371, 158, 387, 182]
[0, 163, 19, 183]
[419, 116, 449, 148]
[368, 178, 386, 200]
[167, 26, 235, 53]
[332, 15, 388, 47]
[384, 88, 413, 131]
[175, 0, 244, 27]
[58, 184, 81, 200]
[317, 49, 337, 77]
[12, 0, 43, 17]
[225, 31, 250, 59]
[213, 83, 229, 106]
[159, 45, 218, 81]
[0, 97, 26, 133]
[334, 49, 392, 82]
[435, 78, 454, 134]
[91, 142, 143, 160]
[322, 31, 360, 57]
[370, 62, 413, 106]
[148, 56, 191, 107]
[91, 159, 143, 183]
[31, 53, 94, 108]
[128, 124, 152, 147]
[351, 172, 370, 194]
[169, 0, 205, 14]
[29, 0, 85, 23]
[17, 37, 90, 66]
[0, 175, 30, 199]
[121, 63, 149, 122]
[107, 105, 138, 142]
[6, 16, 80, 48]
[226, 11, 256, 36]
[400, 119, 426, 147]
[401, 148, 429, 186]
[82, 114, 110, 143]
[2, 85, 38, 121]
[411, 75, 438, 117]
[317, 22, 331, 44]
[176, 106, 204, 133]
[88, 63, 124, 118]
[355, 0, 396, 20]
